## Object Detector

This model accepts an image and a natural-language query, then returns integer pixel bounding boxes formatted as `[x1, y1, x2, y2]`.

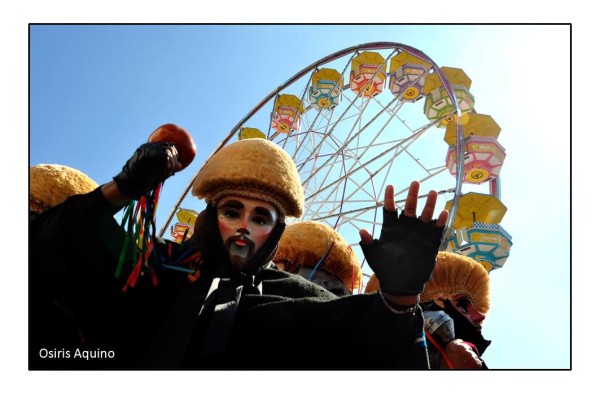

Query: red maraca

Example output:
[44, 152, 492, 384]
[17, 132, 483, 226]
[147, 123, 196, 170]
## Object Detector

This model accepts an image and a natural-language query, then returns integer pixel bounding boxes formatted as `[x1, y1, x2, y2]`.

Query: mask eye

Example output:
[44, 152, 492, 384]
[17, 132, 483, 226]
[218, 207, 240, 219]
[252, 216, 268, 225]
[455, 297, 471, 313]
[252, 211, 274, 227]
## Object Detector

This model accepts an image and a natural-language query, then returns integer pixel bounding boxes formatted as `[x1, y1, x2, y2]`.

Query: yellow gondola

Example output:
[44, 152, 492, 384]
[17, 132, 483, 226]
[350, 51, 387, 98]
[310, 68, 344, 110]
[388, 52, 432, 102]
[423, 66, 475, 127]
[271, 94, 305, 134]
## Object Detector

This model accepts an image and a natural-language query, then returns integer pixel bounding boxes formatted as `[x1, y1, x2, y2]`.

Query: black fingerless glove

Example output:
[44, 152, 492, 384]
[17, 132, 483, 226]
[360, 209, 444, 295]
[113, 142, 174, 200]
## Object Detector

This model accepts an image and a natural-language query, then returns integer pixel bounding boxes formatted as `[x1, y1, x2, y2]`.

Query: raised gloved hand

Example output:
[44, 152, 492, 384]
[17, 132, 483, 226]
[359, 182, 448, 296]
[113, 142, 180, 199]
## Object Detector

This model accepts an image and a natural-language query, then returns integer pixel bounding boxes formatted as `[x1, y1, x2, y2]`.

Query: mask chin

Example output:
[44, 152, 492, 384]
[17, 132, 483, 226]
[239, 220, 286, 275]
[225, 236, 256, 271]
[229, 243, 251, 258]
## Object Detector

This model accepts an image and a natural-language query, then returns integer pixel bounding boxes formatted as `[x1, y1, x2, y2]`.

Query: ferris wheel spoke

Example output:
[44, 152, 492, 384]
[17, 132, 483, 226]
[293, 110, 358, 174]
[311, 159, 379, 227]
[307, 150, 448, 227]
[305, 131, 420, 203]
[306, 148, 379, 213]
[301, 96, 402, 186]
[309, 184, 455, 225]
[326, 100, 406, 180]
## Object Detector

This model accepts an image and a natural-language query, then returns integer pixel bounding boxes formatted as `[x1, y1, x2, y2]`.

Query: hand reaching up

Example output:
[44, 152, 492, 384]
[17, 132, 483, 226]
[360, 181, 448, 297]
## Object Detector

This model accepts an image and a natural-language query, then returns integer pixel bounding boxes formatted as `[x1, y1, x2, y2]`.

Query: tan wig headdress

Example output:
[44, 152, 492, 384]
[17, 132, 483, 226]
[420, 251, 490, 314]
[192, 138, 304, 219]
[30, 164, 99, 212]
[364, 274, 380, 295]
[364, 251, 490, 314]
[273, 221, 362, 292]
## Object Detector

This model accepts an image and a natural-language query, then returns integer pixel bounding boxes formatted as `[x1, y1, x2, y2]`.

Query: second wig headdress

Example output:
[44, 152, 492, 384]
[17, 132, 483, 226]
[273, 221, 362, 292]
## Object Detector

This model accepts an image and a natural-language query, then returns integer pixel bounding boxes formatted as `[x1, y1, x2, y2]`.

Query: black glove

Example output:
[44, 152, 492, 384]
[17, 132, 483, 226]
[113, 142, 174, 199]
[360, 209, 444, 296]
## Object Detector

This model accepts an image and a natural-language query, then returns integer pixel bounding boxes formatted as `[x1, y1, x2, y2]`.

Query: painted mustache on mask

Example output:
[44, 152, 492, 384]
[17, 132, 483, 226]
[224, 234, 256, 270]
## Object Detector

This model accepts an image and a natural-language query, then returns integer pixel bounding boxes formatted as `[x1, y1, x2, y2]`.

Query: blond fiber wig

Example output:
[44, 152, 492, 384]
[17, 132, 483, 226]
[364, 251, 490, 314]
[30, 164, 99, 212]
[421, 251, 490, 314]
[192, 139, 304, 218]
[364, 274, 380, 294]
[273, 221, 362, 291]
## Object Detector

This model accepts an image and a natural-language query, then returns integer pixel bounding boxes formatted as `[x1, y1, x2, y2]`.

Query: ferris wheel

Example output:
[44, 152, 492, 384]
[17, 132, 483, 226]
[160, 42, 512, 283]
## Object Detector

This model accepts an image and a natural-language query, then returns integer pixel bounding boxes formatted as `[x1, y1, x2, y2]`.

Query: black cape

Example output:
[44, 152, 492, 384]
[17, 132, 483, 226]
[29, 187, 429, 370]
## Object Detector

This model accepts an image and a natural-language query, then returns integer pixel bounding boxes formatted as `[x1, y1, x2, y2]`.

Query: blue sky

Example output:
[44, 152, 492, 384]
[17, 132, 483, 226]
[9, 19, 582, 398]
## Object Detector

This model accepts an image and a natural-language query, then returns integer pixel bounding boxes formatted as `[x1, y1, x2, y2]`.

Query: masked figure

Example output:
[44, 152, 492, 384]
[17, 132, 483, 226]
[366, 251, 491, 369]
[30, 138, 447, 370]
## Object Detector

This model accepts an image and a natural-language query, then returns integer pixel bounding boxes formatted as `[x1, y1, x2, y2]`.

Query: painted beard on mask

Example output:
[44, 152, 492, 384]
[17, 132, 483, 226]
[224, 234, 256, 271]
